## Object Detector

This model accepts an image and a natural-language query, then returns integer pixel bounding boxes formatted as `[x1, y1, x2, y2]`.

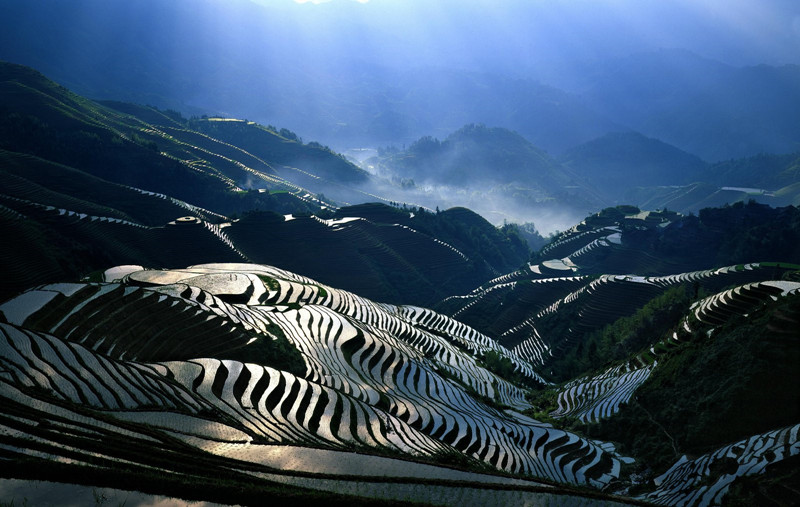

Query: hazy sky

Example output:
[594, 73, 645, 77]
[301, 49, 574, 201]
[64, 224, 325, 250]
[2, 0, 798, 150]
[261, 0, 800, 71]
[5, 0, 798, 88]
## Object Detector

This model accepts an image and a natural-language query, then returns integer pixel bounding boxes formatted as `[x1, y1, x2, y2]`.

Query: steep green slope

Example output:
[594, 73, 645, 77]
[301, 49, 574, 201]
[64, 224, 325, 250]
[0, 61, 324, 216]
[573, 290, 800, 506]
[586, 292, 800, 465]
[0, 149, 201, 226]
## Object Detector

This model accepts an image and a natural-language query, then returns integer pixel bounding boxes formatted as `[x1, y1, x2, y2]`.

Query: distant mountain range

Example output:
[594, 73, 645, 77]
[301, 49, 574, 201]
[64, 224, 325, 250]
[370, 125, 800, 222]
[1, 1, 798, 161]
[573, 49, 800, 161]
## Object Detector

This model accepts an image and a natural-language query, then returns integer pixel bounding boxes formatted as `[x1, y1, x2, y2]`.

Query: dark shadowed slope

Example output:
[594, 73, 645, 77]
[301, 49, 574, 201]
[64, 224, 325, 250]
[559, 131, 708, 198]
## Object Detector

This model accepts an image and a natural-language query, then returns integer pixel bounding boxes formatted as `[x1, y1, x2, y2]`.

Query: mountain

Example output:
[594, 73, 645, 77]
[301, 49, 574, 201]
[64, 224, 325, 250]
[0, 202, 798, 505]
[368, 124, 606, 229]
[383, 124, 569, 188]
[706, 151, 800, 190]
[559, 131, 709, 198]
[619, 152, 800, 213]
[1, 56, 799, 506]
[575, 50, 800, 161]
[3, 2, 798, 161]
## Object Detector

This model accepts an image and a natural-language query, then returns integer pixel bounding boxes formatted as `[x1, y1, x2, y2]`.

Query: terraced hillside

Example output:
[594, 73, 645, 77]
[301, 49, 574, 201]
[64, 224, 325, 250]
[549, 279, 800, 425]
[2, 260, 796, 506]
[440, 204, 800, 372]
[225, 206, 525, 305]
[0, 61, 366, 212]
[0, 185, 515, 305]
[0, 263, 639, 505]
[1, 201, 798, 505]
[434, 204, 800, 505]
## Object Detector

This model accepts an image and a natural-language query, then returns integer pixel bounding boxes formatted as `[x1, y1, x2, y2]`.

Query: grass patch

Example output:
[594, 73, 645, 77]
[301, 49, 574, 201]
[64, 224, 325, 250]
[578, 293, 800, 476]
[218, 324, 306, 376]
[257, 275, 281, 291]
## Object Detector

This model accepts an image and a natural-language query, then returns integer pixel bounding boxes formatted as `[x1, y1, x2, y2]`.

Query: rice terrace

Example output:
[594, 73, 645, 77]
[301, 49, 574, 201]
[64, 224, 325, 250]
[1, 0, 800, 505]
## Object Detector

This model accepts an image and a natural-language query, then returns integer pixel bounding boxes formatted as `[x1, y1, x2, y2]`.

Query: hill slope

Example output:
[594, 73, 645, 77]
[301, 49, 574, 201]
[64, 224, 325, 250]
[559, 131, 708, 198]
[0, 62, 529, 305]
[433, 203, 800, 503]
[0, 262, 635, 505]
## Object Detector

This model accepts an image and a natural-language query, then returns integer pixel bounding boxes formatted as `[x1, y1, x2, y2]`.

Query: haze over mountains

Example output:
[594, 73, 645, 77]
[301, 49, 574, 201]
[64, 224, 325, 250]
[2, 0, 800, 160]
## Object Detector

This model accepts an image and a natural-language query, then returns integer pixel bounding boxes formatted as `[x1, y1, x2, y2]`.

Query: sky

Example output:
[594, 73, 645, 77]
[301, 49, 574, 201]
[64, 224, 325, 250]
[5, 0, 799, 92]
[2, 0, 798, 144]
[262, 0, 800, 71]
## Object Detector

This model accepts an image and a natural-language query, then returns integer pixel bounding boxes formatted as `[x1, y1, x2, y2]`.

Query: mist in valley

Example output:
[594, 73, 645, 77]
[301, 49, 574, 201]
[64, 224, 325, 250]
[351, 152, 584, 237]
